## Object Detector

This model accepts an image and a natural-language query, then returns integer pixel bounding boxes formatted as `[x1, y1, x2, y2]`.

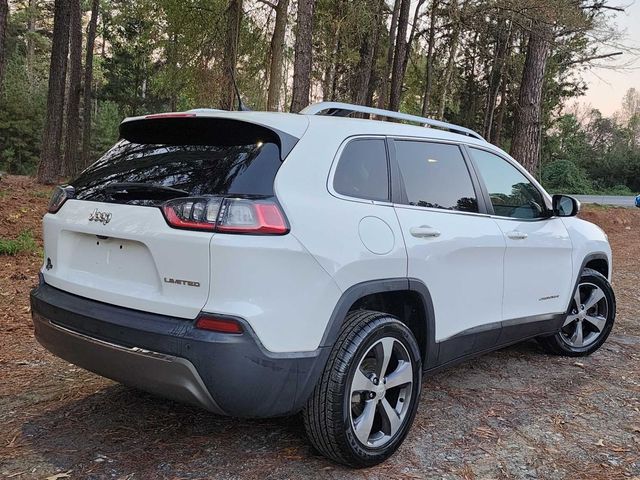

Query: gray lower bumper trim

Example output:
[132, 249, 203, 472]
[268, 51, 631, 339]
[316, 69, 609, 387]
[33, 313, 225, 414]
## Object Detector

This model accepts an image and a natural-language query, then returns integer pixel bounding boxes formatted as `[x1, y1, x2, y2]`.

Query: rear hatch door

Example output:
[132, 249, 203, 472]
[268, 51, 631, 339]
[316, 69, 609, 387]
[42, 114, 302, 318]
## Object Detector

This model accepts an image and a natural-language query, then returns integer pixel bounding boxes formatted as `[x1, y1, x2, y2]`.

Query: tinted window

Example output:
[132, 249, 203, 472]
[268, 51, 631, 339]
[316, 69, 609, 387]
[333, 139, 389, 201]
[394, 141, 478, 213]
[470, 148, 546, 219]
[73, 139, 281, 205]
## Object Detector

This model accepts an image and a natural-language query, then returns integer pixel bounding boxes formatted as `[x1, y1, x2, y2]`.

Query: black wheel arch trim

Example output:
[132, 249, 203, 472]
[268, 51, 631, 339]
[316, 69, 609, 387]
[569, 252, 611, 311]
[319, 277, 438, 370]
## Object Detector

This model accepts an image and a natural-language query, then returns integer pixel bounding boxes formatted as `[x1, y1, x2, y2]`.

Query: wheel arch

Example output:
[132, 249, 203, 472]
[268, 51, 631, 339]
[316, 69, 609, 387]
[567, 252, 611, 312]
[320, 278, 437, 369]
[583, 255, 609, 279]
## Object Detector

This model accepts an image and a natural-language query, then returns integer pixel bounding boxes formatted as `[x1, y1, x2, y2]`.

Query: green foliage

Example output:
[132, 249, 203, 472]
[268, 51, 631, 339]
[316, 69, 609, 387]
[541, 159, 592, 194]
[89, 101, 122, 162]
[0, 44, 48, 175]
[1, 0, 639, 194]
[0, 230, 38, 256]
[599, 184, 634, 195]
[541, 110, 640, 194]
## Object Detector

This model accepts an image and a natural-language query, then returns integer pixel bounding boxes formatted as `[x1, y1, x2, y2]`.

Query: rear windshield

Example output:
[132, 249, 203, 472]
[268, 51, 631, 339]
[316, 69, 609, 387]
[72, 117, 292, 205]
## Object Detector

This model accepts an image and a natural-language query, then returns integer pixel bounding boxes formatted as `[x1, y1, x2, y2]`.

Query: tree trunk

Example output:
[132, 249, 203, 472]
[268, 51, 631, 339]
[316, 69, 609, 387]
[26, 0, 36, 86]
[169, 32, 178, 111]
[437, 0, 465, 120]
[62, 0, 83, 177]
[401, 0, 425, 83]
[388, 0, 410, 112]
[492, 75, 508, 146]
[352, 37, 374, 105]
[219, 0, 243, 110]
[329, 37, 343, 101]
[37, 0, 71, 184]
[0, 0, 8, 90]
[510, 23, 552, 174]
[322, 32, 340, 101]
[483, 17, 512, 139]
[290, 0, 316, 112]
[364, 0, 385, 107]
[266, 0, 289, 111]
[81, 0, 99, 167]
[365, 8, 384, 108]
[461, 30, 479, 128]
[351, 5, 379, 106]
[377, 0, 401, 109]
[421, 0, 439, 117]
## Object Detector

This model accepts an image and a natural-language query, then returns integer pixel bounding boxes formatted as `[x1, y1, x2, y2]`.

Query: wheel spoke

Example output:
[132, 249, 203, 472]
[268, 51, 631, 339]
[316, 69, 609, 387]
[385, 361, 412, 390]
[353, 400, 377, 444]
[573, 287, 582, 309]
[375, 337, 395, 379]
[379, 398, 401, 436]
[570, 321, 584, 346]
[563, 313, 579, 327]
[584, 287, 605, 310]
[584, 314, 607, 332]
[351, 368, 375, 394]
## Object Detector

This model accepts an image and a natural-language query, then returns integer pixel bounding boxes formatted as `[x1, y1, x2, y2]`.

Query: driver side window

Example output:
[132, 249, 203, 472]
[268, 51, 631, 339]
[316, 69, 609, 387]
[470, 148, 546, 219]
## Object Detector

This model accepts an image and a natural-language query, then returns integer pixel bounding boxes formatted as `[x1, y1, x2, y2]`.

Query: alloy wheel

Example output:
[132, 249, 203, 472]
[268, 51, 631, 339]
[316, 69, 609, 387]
[561, 282, 609, 348]
[349, 337, 414, 448]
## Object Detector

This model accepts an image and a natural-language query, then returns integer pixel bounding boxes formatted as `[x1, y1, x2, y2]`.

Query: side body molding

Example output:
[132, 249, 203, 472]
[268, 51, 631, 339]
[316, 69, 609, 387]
[318, 252, 611, 377]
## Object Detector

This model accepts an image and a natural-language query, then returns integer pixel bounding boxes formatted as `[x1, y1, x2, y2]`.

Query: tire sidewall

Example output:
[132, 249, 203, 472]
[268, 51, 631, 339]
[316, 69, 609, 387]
[341, 319, 422, 465]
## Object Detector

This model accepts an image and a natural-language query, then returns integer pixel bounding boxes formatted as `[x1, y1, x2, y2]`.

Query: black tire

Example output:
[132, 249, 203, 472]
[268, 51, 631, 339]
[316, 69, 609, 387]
[303, 310, 422, 468]
[538, 268, 616, 357]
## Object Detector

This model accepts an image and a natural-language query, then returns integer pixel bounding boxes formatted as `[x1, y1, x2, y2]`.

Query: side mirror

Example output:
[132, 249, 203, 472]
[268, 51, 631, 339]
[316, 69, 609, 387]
[552, 194, 580, 217]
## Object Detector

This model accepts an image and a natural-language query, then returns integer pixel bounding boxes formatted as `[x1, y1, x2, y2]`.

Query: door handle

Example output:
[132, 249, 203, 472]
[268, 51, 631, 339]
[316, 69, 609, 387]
[506, 230, 528, 240]
[410, 225, 441, 238]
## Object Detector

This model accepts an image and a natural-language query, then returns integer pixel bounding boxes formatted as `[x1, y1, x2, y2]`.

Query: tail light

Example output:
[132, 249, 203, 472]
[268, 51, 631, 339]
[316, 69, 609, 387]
[161, 196, 289, 235]
[48, 185, 75, 214]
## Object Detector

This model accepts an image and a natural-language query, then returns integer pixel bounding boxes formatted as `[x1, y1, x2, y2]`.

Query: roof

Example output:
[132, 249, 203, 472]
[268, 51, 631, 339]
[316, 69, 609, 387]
[121, 103, 490, 149]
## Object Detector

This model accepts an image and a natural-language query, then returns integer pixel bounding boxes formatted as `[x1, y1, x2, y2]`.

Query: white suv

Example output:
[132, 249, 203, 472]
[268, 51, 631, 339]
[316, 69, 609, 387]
[31, 102, 616, 467]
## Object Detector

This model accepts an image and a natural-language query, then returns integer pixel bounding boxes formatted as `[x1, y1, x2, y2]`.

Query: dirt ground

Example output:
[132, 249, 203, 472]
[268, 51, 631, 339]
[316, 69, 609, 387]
[0, 174, 638, 480]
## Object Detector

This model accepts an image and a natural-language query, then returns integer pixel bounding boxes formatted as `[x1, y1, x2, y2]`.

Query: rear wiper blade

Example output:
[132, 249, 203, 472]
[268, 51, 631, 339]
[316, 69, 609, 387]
[102, 182, 190, 200]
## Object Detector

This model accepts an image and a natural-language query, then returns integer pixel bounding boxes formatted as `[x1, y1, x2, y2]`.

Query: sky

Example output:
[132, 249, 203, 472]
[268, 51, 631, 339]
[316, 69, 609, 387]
[580, 1, 640, 116]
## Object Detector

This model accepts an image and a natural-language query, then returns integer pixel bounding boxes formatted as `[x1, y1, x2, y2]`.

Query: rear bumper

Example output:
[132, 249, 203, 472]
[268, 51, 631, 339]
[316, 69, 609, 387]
[30, 281, 328, 417]
[33, 313, 224, 413]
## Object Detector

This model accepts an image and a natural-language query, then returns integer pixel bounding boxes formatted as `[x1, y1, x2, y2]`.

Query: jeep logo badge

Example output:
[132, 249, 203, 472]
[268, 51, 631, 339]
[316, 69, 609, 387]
[89, 208, 112, 225]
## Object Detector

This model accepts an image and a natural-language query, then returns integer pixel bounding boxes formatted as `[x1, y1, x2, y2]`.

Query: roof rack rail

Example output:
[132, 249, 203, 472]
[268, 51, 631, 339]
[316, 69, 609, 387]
[300, 101, 485, 141]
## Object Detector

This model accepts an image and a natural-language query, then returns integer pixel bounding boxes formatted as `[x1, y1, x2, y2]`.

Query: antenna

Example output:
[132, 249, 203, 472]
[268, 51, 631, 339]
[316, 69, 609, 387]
[229, 67, 251, 112]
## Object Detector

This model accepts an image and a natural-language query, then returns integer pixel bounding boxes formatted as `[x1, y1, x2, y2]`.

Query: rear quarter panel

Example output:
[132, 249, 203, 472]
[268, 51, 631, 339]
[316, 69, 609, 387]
[274, 118, 408, 292]
[203, 233, 342, 353]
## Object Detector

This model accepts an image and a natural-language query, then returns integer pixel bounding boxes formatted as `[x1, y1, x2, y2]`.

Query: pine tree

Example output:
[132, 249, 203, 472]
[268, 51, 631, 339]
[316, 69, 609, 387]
[37, 0, 71, 184]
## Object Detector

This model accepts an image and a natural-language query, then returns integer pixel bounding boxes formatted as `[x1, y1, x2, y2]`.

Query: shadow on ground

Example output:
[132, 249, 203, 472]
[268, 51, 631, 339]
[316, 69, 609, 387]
[18, 341, 577, 479]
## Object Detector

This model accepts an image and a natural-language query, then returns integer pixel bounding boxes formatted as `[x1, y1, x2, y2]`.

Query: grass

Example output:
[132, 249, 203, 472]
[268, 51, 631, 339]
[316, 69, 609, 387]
[32, 189, 52, 198]
[0, 230, 38, 256]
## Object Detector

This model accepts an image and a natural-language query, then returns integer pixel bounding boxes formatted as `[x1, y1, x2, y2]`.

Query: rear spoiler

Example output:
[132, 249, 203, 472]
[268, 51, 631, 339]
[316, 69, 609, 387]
[119, 115, 300, 160]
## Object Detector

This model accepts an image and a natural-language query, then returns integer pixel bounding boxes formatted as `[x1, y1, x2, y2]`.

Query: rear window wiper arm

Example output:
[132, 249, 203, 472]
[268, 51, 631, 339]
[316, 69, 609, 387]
[102, 182, 190, 200]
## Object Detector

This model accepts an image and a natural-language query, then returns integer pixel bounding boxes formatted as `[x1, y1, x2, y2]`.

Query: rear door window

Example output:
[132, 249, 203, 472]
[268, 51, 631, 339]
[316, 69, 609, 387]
[394, 140, 478, 213]
[333, 138, 389, 202]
